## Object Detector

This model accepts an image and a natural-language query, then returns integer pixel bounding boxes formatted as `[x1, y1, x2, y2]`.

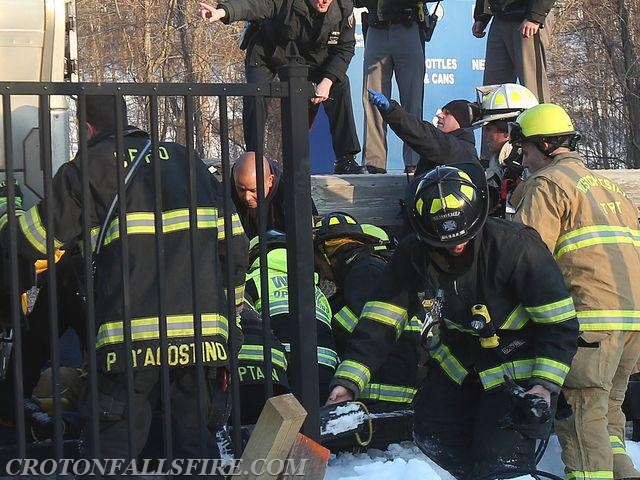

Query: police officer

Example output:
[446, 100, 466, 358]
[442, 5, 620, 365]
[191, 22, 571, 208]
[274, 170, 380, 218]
[199, 0, 364, 175]
[327, 163, 579, 478]
[510, 103, 640, 480]
[245, 231, 339, 402]
[355, 0, 426, 174]
[472, 0, 555, 102]
[0, 95, 249, 474]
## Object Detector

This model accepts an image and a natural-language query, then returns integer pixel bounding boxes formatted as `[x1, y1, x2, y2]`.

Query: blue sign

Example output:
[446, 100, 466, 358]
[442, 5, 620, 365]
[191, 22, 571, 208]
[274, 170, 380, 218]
[310, 0, 487, 173]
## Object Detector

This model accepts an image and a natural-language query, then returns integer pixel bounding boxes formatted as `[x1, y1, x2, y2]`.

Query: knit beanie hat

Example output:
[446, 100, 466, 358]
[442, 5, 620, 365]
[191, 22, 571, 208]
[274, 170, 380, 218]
[441, 100, 472, 128]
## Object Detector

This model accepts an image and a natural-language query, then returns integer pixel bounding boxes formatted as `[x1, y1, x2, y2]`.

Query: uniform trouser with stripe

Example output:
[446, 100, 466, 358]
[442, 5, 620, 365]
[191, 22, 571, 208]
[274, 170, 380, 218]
[413, 365, 536, 480]
[555, 330, 640, 480]
[482, 14, 553, 103]
[480, 14, 553, 160]
[82, 366, 228, 479]
[361, 22, 424, 170]
[243, 61, 361, 158]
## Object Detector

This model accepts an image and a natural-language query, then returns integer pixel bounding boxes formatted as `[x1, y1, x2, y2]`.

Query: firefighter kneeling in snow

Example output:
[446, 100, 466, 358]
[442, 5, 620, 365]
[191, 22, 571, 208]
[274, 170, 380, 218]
[327, 163, 579, 479]
[244, 231, 339, 404]
[314, 212, 420, 447]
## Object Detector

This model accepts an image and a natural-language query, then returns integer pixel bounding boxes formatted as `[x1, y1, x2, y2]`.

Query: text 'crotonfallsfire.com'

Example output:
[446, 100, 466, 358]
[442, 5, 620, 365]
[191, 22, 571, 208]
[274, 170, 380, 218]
[6, 458, 309, 477]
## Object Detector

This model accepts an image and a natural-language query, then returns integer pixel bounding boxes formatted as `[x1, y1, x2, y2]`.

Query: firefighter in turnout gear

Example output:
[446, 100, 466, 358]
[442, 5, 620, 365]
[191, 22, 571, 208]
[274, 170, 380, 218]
[510, 103, 640, 480]
[236, 302, 290, 424]
[0, 96, 249, 471]
[245, 230, 339, 403]
[314, 212, 420, 446]
[327, 163, 579, 479]
[472, 83, 539, 217]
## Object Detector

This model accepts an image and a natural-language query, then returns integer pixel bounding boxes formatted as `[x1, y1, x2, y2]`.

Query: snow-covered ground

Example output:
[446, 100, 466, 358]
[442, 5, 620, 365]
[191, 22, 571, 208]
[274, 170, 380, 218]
[325, 436, 640, 480]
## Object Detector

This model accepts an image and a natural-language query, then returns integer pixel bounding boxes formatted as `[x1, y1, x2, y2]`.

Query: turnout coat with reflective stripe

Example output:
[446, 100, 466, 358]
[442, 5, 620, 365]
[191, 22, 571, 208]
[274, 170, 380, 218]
[332, 219, 578, 395]
[245, 248, 339, 373]
[329, 247, 420, 404]
[9, 128, 249, 372]
[512, 152, 640, 332]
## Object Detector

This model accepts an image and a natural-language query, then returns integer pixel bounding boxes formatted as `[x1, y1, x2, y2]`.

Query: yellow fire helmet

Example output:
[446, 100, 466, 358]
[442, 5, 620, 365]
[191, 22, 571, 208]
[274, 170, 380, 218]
[509, 103, 581, 152]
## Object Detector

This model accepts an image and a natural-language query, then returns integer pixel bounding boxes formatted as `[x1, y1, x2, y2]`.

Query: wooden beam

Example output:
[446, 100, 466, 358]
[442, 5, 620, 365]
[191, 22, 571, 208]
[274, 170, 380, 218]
[311, 169, 640, 226]
[238, 394, 307, 480]
[278, 433, 330, 480]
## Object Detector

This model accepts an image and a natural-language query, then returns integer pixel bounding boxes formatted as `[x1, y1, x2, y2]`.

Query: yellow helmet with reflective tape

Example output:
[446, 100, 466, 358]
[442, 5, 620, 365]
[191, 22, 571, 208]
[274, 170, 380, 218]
[313, 212, 384, 246]
[509, 103, 580, 152]
[472, 83, 539, 126]
[408, 165, 488, 246]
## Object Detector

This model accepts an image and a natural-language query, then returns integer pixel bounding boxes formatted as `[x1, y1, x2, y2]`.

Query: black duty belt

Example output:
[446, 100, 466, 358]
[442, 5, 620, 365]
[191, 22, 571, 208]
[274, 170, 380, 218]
[370, 14, 415, 29]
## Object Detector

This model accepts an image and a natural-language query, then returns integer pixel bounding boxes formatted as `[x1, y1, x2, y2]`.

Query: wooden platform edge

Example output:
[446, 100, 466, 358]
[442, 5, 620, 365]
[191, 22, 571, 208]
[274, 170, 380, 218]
[311, 169, 640, 226]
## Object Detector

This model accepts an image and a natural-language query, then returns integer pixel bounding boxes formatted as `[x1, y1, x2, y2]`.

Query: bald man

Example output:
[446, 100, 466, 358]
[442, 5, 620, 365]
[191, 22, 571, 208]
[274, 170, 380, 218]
[231, 152, 286, 239]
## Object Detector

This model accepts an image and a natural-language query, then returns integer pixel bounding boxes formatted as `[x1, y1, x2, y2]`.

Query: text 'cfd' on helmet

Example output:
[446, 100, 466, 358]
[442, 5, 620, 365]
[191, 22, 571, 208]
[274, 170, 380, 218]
[313, 212, 384, 246]
[472, 83, 539, 126]
[408, 165, 489, 247]
[508, 103, 579, 147]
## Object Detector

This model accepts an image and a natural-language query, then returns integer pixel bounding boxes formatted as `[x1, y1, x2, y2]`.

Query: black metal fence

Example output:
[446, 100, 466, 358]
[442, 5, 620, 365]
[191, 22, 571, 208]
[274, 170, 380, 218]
[0, 58, 319, 474]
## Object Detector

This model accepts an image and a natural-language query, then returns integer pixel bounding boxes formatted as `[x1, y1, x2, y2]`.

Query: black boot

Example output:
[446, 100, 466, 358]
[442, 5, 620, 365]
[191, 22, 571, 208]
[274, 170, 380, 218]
[333, 155, 365, 174]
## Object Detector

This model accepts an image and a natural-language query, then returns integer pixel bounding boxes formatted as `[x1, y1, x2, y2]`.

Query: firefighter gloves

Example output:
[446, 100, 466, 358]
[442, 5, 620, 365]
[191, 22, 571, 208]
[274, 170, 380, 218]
[500, 375, 552, 439]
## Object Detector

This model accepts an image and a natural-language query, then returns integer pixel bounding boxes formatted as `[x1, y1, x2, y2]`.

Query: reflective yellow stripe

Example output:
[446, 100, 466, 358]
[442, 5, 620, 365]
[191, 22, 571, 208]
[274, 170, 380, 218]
[317, 346, 339, 369]
[217, 213, 244, 240]
[333, 305, 359, 333]
[92, 208, 222, 250]
[335, 360, 371, 391]
[361, 301, 408, 338]
[359, 383, 416, 404]
[502, 305, 529, 330]
[565, 470, 613, 480]
[533, 357, 571, 385]
[610, 435, 626, 455]
[405, 316, 423, 332]
[238, 344, 288, 370]
[526, 297, 575, 324]
[19, 206, 64, 254]
[478, 360, 534, 389]
[96, 313, 229, 348]
[576, 310, 640, 330]
[234, 284, 245, 308]
[555, 225, 640, 259]
[430, 343, 468, 385]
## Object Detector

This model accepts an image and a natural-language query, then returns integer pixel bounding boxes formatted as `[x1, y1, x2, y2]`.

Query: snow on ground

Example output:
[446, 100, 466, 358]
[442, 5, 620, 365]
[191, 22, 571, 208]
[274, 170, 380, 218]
[325, 436, 640, 480]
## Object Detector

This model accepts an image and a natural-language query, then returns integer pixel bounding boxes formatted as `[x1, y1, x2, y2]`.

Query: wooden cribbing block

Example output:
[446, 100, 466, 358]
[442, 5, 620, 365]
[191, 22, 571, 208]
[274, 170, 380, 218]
[278, 433, 330, 480]
[238, 393, 307, 480]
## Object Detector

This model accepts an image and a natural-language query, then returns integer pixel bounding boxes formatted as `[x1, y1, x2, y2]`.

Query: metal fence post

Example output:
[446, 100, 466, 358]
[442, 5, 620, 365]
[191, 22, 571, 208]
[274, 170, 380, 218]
[278, 43, 319, 439]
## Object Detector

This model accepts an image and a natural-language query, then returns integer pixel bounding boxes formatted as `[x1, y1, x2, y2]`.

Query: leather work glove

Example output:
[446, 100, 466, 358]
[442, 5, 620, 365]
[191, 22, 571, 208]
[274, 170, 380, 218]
[499, 376, 553, 439]
[367, 89, 391, 113]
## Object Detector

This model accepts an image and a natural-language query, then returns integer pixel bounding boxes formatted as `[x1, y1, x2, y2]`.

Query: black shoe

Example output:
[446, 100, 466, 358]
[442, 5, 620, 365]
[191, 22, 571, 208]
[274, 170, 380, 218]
[333, 155, 365, 174]
[404, 165, 416, 175]
[366, 165, 387, 174]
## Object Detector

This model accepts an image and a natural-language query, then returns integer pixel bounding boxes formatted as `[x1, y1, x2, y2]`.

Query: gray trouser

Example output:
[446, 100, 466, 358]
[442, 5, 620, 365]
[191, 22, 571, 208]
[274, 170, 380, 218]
[362, 22, 425, 169]
[483, 13, 553, 102]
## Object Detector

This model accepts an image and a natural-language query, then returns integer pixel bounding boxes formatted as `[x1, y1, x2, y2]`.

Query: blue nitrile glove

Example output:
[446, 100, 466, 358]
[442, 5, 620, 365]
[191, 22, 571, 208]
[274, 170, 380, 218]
[367, 89, 391, 113]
